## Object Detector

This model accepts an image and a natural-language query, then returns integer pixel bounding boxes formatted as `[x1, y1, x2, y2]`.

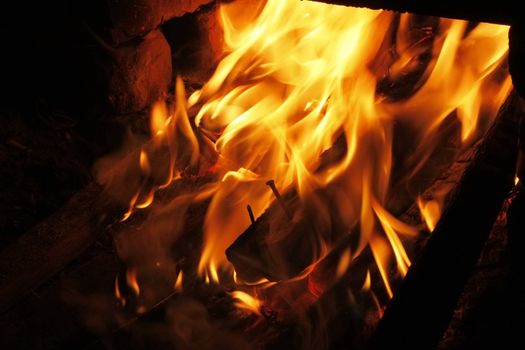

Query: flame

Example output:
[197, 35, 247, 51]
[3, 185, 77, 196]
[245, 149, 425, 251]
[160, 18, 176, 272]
[231, 290, 262, 315]
[417, 197, 441, 232]
[115, 276, 126, 306]
[362, 270, 371, 291]
[151, 100, 169, 136]
[174, 270, 184, 292]
[336, 249, 351, 278]
[369, 236, 393, 298]
[188, 0, 511, 286]
[108, 0, 512, 315]
[373, 202, 411, 276]
[126, 268, 140, 296]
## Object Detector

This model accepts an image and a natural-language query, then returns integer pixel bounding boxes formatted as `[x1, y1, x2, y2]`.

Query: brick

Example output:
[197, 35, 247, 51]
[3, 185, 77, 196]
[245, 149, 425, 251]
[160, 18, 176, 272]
[108, 0, 214, 44]
[107, 29, 172, 114]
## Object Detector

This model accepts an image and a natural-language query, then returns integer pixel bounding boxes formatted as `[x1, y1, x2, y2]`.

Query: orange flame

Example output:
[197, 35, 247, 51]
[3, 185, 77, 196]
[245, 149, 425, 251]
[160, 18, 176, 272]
[110, 0, 511, 308]
[336, 249, 351, 279]
[231, 290, 262, 315]
[126, 268, 140, 296]
[362, 270, 371, 291]
[115, 276, 126, 306]
[187, 0, 511, 289]
[369, 236, 393, 298]
[417, 197, 441, 232]
[174, 271, 184, 292]
[151, 100, 169, 137]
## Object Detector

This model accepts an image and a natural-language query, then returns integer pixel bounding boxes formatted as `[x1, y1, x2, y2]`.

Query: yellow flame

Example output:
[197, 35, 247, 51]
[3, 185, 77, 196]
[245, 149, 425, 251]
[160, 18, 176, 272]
[362, 270, 371, 291]
[151, 100, 169, 136]
[135, 190, 155, 209]
[121, 192, 139, 222]
[373, 201, 412, 276]
[417, 197, 441, 232]
[369, 236, 393, 298]
[231, 290, 262, 315]
[174, 271, 184, 292]
[189, 0, 510, 285]
[107, 0, 512, 305]
[139, 149, 150, 174]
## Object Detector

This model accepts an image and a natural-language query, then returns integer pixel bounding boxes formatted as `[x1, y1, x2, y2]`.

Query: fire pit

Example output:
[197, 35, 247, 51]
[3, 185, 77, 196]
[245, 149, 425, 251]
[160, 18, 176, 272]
[0, 1, 523, 349]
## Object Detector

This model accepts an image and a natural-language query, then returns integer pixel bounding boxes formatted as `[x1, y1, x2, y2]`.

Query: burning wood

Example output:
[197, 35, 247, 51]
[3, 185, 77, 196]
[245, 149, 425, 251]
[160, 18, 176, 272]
[370, 92, 523, 349]
[1, 0, 521, 348]
[97, 1, 514, 343]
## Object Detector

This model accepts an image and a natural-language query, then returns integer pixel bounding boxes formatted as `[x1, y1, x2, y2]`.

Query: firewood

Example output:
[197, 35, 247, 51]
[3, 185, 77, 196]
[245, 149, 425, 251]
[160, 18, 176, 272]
[0, 182, 106, 313]
[226, 116, 466, 283]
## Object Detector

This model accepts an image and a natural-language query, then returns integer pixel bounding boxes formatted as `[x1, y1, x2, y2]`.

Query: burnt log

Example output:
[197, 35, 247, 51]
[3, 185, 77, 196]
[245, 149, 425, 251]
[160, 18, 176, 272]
[369, 91, 523, 349]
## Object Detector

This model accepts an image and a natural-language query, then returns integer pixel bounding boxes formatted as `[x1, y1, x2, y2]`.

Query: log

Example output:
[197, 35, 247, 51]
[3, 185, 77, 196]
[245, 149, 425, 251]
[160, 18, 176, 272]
[0, 175, 214, 349]
[0, 182, 106, 314]
[369, 91, 523, 350]
[507, 183, 525, 350]
[226, 115, 467, 283]
[437, 194, 513, 349]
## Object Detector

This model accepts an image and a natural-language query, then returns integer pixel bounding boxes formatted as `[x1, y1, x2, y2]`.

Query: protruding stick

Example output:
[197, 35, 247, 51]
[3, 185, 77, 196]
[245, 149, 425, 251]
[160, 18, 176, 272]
[246, 205, 256, 225]
[265, 180, 292, 219]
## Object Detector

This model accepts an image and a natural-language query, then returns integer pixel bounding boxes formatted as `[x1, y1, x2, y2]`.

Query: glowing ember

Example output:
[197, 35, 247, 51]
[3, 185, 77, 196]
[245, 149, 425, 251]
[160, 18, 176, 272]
[98, 0, 512, 335]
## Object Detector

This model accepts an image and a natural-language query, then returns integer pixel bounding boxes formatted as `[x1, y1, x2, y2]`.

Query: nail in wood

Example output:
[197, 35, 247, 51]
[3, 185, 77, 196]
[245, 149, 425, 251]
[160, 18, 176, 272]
[265, 180, 292, 219]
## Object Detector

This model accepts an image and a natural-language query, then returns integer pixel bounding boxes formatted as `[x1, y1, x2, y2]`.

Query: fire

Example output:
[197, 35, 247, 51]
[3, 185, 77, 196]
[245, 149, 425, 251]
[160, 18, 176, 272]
[115, 276, 126, 306]
[417, 197, 441, 232]
[231, 290, 262, 315]
[190, 0, 510, 288]
[174, 270, 184, 292]
[126, 268, 140, 296]
[104, 0, 512, 320]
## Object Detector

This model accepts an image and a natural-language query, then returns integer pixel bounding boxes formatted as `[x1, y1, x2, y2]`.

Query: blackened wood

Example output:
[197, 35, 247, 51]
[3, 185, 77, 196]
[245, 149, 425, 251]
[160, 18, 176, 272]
[507, 183, 525, 350]
[437, 190, 515, 349]
[369, 91, 523, 350]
